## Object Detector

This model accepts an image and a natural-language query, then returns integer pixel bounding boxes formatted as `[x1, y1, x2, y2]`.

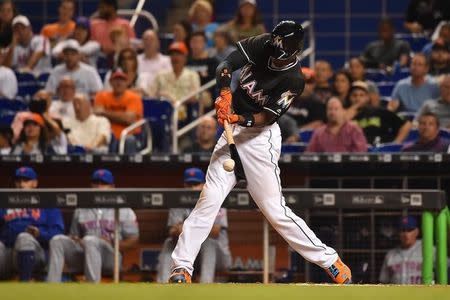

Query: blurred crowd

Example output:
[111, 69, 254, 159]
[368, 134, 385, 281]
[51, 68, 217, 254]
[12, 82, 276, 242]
[0, 0, 449, 157]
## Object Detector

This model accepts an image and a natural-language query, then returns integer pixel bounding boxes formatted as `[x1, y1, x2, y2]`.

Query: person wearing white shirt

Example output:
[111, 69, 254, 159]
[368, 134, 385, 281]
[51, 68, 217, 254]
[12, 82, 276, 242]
[45, 39, 103, 98]
[49, 77, 76, 119]
[62, 93, 111, 153]
[4, 15, 52, 75]
[137, 30, 171, 85]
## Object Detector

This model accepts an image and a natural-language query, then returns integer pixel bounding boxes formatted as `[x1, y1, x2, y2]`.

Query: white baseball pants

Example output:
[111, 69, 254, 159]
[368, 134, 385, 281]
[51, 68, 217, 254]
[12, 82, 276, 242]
[171, 123, 338, 276]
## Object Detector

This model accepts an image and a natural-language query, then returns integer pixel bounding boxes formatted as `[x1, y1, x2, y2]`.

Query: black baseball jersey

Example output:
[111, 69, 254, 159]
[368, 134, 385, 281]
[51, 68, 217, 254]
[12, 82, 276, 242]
[232, 33, 305, 122]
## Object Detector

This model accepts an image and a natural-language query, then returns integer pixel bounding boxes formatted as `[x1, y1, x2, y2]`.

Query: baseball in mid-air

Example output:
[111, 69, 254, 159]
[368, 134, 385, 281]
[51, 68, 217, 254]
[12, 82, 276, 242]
[223, 159, 235, 172]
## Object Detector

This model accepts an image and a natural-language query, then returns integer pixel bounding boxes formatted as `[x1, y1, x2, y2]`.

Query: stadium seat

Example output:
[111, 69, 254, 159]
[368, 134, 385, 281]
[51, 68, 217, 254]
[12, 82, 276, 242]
[67, 145, 87, 155]
[365, 69, 390, 82]
[299, 128, 314, 143]
[397, 111, 416, 121]
[143, 98, 173, 152]
[15, 71, 39, 100]
[369, 143, 403, 153]
[439, 128, 450, 140]
[37, 72, 50, 89]
[392, 68, 410, 81]
[281, 142, 308, 153]
[404, 128, 419, 143]
[376, 82, 395, 97]
[0, 98, 28, 125]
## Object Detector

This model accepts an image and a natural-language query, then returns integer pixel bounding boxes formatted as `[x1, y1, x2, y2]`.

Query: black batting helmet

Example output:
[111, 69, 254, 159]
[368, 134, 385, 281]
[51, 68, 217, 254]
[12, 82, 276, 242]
[270, 20, 304, 60]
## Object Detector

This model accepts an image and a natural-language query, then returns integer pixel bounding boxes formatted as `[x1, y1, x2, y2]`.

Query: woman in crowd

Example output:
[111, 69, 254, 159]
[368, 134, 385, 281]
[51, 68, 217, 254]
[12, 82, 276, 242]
[220, 0, 265, 43]
[173, 20, 193, 46]
[11, 113, 55, 155]
[332, 69, 353, 108]
[188, 0, 218, 48]
[0, 0, 16, 48]
[348, 57, 380, 107]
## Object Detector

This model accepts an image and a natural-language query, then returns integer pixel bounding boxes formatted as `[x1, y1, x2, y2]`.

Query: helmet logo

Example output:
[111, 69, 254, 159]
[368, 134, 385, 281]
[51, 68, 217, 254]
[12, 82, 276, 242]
[272, 35, 283, 49]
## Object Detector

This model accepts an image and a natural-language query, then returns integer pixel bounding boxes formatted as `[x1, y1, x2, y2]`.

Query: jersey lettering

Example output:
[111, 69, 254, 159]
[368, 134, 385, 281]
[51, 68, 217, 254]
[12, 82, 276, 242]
[240, 65, 268, 105]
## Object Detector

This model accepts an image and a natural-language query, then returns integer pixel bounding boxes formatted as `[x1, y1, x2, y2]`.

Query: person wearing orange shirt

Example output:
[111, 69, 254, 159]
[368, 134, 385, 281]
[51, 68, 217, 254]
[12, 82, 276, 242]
[94, 68, 143, 154]
[41, 0, 75, 46]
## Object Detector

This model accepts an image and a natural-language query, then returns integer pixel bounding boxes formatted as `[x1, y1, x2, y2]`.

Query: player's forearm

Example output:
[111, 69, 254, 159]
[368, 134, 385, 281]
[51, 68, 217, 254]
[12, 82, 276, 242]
[216, 50, 247, 89]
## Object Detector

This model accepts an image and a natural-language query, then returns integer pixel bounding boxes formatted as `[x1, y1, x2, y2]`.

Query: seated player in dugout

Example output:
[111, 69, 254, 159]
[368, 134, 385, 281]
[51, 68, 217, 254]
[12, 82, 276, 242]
[168, 20, 352, 284]
[47, 169, 139, 283]
[157, 168, 231, 283]
[0, 167, 64, 281]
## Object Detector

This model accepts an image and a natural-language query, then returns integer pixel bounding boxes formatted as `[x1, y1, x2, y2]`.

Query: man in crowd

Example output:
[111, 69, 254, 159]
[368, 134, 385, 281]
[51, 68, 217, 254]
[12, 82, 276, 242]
[429, 40, 450, 78]
[48, 77, 76, 119]
[416, 75, 450, 128]
[362, 17, 411, 69]
[402, 112, 449, 152]
[306, 97, 367, 153]
[45, 39, 103, 98]
[389, 53, 440, 113]
[157, 168, 231, 283]
[313, 60, 334, 103]
[62, 93, 111, 153]
[379, 216, 423, 284]
[90, 0, 135, 55]
[41, 0, 75, 46]
[94, 69, 143, 153]
[137, 29, 171, 84]
[183, 116, 217, 153]
[4, 15, 51, 75]
[0, 167, 64, 281]
[47, 169, 139, 283]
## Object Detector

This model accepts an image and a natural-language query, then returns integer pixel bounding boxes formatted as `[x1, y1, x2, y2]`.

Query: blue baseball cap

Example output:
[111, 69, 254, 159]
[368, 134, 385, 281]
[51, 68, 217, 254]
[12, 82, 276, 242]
[91, 169, 114, 184]
[399, 216, 418, 230]
[183, 168, 205, 184]
[15, 166, 37, 180]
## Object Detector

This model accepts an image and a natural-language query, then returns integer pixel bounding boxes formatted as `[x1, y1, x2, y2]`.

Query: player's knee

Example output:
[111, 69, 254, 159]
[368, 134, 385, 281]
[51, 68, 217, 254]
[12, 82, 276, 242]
[82, 235, 98, 247]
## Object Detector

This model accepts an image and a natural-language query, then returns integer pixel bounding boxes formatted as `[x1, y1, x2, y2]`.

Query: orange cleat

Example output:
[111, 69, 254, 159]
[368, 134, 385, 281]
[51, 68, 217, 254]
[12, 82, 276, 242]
[168, 268, 192, 283]
[325, 257, 352, 284]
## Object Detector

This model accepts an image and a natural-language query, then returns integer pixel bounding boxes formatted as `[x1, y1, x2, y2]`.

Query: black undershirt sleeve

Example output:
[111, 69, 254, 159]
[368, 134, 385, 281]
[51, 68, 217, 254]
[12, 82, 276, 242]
[215, 50, 248, 89]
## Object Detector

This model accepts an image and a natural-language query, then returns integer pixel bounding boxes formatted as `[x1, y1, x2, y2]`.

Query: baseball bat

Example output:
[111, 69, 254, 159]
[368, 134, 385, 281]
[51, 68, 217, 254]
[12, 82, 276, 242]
[223, 120, 247, 188]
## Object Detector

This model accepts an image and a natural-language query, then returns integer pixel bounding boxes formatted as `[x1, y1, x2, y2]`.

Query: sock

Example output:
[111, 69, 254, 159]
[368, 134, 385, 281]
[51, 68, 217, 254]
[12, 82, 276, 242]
[18, 251, 35, 281]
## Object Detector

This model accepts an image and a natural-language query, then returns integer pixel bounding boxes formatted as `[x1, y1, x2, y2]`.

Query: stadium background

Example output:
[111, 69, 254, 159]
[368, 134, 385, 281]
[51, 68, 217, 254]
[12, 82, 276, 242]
[0, 0, 449, 286]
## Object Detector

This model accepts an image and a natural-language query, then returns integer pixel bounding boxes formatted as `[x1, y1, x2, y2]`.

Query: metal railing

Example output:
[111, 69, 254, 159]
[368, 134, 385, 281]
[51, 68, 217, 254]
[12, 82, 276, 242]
[170, 20, 315, 153]
[119, 119, 152, 155]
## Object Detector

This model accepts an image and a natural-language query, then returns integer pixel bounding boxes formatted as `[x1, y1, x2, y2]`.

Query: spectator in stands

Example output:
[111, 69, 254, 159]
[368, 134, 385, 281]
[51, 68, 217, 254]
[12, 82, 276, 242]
[348, 57, 380, 107]
[314, 60, 334, 103]
[137, 29, 171, 85]
[41, 0, 75, 46]
[157, 167, 231, 283]
[173, 20, 193, 46]
[183, 116, 217, 153]
[389, 53, 440, 113]
[286, 67, 326, 130]
[104, 48, 144, 95]
[145, 42, 200, 124]
[0, 167, 64, 281]
[4, 15, 52, 75]
[94, 68, 143, 154]
[45, 39, 103, 98]
[0, 47, 17, 99]
[211, 30, 236, 61]
[350, 81, 412, 145]
[11, 113, 55, 155]
[306, 97, 367, 153]
[48, 77, 76, 119]
[429, 40, 450, 78]
[220, 0, 265, 43]
[188, 31, 218, 85]
[403, 112, 449, 152]
[47, 169, 139, 283]
[62, 93, 111, 153]
[332, 69, 353, 108]
[90, 0, 135, 55]
[0, 0, 16, 48]
[416, 75, 450, 128]
[422, 23, 450, 56]
[362, 17, 411, 69]
[379, 216, 423, 284]
[188, 0, 219, 48]
[0, 125, 13, 154]
[52, 17, 101, 67]
[109, 26, 131, 67]
[404, 0, 450, 35]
